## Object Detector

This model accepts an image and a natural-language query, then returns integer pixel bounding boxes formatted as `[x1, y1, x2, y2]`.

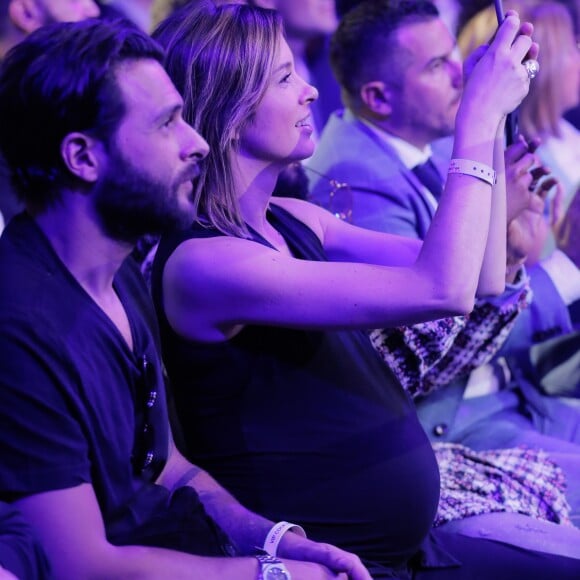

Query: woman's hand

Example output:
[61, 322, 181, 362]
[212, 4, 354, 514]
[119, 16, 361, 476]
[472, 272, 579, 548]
[507, 207, 547, 271]
[277, 533, 372, 580]
[461, 11, 538, 121]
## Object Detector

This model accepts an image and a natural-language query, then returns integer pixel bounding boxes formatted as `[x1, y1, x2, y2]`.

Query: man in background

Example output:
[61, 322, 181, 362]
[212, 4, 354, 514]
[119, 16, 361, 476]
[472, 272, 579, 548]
[0, 0, 100, 231]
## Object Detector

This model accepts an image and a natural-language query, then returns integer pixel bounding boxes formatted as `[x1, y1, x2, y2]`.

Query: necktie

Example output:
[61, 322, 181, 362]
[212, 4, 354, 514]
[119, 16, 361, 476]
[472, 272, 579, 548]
[412, 158, 443, 200]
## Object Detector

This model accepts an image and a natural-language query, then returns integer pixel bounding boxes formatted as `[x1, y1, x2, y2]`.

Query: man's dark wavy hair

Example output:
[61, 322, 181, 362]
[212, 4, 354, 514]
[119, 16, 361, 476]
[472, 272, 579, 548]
[0, 18, 164, 211]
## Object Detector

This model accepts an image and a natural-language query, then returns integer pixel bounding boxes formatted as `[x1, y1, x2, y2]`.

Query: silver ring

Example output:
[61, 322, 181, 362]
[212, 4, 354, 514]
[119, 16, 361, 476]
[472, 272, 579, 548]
[523, 59, 540, 80]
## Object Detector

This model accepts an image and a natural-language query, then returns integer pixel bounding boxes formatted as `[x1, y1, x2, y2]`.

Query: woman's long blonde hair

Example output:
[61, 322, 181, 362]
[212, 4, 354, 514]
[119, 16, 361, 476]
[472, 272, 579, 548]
[518, 2, 578, 139]
[154, 2, 283, 237]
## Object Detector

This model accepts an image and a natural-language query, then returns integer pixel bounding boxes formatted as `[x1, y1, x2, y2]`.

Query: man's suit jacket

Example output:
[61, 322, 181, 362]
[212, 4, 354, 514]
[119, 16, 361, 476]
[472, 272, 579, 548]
[306, 109, 450, 239]
[307, 108, 575, 447]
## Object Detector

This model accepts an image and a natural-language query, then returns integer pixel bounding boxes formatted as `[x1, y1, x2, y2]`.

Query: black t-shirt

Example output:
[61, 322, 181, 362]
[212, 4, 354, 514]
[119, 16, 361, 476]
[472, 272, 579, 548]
[0, 214, 228, 556]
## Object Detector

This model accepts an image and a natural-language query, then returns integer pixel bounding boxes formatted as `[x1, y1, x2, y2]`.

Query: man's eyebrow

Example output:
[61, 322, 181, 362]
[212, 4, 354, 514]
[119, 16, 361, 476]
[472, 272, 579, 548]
[153, 102, 183, 124]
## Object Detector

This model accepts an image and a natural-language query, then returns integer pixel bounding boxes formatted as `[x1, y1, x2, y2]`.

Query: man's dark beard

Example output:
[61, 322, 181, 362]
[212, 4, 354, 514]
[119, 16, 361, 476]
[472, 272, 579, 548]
[93, 148, 194, 245]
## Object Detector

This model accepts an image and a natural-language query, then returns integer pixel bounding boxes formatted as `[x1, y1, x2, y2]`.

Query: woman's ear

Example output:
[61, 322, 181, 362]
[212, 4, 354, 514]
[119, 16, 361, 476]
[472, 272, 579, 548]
[360, 81, 393, 116]
[60, 133, 103, 184]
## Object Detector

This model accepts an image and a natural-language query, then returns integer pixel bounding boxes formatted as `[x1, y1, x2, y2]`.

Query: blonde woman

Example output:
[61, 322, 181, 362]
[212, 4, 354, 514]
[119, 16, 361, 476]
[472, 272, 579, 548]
[151, 1, 580, 577]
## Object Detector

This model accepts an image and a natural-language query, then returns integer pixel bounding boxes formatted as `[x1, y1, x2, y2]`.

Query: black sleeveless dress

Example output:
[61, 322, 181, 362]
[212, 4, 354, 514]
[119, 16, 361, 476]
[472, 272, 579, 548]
[151, 205, 580, 579]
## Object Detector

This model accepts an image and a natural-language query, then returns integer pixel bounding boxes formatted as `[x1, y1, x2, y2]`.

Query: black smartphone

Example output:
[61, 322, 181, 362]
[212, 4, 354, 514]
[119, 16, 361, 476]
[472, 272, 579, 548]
[494, 0, 505, 22]
[494, 0, 519, 145]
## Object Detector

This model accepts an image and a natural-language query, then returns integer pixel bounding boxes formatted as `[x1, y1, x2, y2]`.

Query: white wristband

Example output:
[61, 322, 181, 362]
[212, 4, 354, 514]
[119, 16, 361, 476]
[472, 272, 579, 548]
[448, 158, 497, 186]
[263, 521, 307, 556]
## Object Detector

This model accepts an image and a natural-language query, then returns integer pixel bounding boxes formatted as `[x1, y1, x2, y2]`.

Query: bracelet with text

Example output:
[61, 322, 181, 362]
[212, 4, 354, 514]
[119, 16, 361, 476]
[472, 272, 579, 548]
[448, 158, 497, 186]
[263, 521, 307, 556]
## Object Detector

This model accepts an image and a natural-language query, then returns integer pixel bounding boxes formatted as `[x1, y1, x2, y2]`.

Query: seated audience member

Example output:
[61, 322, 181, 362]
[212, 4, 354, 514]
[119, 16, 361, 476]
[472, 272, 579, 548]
[309, 0, 578, 318]
[0, 502, 49, 579]
[0, 18, 370, 580]
[152, 2, 580, 576]
[517, 2, 580, 255]
[504, 189, 580, 368]
[306, 0, 580, 520]
[0, 0, 101, 230]
[458, 1, 580, 258]
[132, 0, 578, 544]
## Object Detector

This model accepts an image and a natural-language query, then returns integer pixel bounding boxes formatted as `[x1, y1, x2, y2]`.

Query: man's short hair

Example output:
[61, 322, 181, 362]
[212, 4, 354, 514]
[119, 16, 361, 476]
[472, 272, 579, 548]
[0, 18, 164, 211]
[330, 0, 439, 108]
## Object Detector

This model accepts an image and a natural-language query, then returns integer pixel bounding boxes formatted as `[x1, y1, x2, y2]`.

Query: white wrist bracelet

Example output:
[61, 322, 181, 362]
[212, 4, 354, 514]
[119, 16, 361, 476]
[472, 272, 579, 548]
[263, 521, 307, 556]
[448, 158, 497, 186]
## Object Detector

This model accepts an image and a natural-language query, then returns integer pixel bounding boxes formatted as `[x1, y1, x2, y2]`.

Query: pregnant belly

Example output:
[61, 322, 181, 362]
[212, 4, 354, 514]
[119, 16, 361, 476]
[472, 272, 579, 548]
[200, 413, 440, 566]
